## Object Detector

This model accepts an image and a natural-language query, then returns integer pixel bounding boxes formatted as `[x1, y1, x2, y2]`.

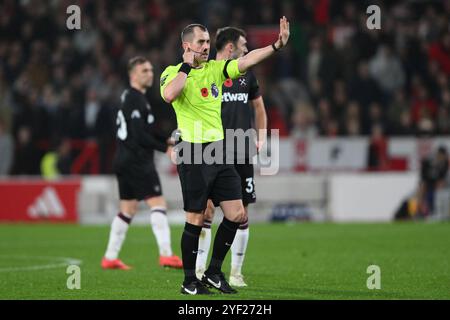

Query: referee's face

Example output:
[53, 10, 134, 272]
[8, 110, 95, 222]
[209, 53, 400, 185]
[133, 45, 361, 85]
[133, 61, 154, 89]
[188, 28, 210, 64]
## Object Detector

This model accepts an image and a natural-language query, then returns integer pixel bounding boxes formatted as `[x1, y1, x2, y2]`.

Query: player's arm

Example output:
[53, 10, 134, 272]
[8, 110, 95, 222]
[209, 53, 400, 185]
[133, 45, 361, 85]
[251, 96, 267, 151]
[237, 16, 290, 73]
[131, 115, 169, 153]
[125, 96, 168, 153]
[162, 48, 195, 103]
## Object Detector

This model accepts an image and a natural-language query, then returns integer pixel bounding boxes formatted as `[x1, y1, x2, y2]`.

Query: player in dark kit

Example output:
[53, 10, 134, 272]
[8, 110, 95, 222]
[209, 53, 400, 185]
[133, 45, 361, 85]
[101, 56, 182, 270]
[195, 27, 267, 287]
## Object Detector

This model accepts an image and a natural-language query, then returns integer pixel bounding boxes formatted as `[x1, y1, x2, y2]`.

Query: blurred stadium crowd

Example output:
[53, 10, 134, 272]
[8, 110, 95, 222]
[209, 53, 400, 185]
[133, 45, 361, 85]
[0, 0, 449, 176]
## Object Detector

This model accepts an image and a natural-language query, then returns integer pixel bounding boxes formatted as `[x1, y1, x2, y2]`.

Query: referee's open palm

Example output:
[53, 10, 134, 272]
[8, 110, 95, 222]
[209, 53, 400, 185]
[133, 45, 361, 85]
[278, 16, 290, 48]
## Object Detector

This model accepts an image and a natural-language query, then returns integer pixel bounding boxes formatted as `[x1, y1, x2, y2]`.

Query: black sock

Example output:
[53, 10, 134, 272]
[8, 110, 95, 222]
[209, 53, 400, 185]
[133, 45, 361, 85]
[207, 217, 240, 275]
[181, 222, 202, 285]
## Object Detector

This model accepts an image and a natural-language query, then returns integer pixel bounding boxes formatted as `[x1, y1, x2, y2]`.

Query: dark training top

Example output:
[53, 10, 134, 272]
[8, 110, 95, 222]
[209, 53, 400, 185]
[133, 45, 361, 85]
[113, 87, 167, 172]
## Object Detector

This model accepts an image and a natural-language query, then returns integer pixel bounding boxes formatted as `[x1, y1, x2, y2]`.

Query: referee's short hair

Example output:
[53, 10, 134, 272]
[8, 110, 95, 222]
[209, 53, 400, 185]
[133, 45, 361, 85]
[128, 56, 149, 74]
[181, 24, 208, 42]
[215, 27, 247, 51]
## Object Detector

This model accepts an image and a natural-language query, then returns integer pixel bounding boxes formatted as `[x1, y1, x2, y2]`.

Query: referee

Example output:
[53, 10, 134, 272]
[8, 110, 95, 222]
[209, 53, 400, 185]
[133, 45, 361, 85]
[161, 17, 290, 295]
[102, 56, 182, 270]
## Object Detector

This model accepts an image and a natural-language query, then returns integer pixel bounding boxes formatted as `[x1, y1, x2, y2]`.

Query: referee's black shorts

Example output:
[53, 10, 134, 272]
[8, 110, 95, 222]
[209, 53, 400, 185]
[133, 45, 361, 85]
[175, 140, 242, 212]
[116, 163, 162, 201]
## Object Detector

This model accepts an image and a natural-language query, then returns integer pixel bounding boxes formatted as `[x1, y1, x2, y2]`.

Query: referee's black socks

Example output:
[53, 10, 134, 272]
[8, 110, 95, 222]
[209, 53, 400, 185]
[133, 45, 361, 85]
[181, 222, 202, 285]
[206, 217, 240, 275]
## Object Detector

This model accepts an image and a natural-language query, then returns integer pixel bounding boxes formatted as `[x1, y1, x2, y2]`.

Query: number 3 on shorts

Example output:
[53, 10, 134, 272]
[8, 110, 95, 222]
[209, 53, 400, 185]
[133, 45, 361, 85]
[245, 177, 254, 193]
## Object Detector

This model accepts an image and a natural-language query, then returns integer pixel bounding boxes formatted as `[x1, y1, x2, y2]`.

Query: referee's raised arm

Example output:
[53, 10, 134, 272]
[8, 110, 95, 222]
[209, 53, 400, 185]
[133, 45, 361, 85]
[237, 16, 290, 73]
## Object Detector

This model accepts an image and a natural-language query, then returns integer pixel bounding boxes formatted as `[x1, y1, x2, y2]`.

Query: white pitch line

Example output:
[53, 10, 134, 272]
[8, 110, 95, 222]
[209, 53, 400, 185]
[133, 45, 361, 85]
[0, 255, 82, 272]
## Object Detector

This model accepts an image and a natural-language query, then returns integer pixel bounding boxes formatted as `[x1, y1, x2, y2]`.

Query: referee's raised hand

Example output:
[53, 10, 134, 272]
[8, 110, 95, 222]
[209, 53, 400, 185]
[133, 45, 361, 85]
[274, 16, 290, 50]
[236, 16, 290, 73]
[183, 47, 195, 66]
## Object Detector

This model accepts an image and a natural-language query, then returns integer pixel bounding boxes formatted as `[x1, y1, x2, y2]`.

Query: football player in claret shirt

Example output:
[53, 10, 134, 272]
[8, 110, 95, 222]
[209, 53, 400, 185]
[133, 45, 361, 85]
[195, 27, 267, 288]
[161, 17, 289, 295]
[101, 56, 182, 271]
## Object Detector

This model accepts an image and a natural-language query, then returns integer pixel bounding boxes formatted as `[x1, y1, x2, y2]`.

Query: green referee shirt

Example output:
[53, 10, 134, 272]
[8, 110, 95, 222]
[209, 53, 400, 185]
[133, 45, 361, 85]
[160, 59, 244, 143]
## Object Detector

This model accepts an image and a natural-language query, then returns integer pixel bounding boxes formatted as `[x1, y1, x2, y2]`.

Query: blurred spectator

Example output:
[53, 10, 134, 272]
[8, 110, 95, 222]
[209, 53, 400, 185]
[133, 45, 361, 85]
[0, 71, 13, 125]
[342, 101, 362, 136]
[82, 89, 103, 138]
[364, 102, 385, 136]
[416, 108, 436, 136]
[419, 146, 449, 215]
[324, 119, 339, 137]
[270, 78, 310, 128]
[436, 107, 450, 135]
[0, 118, 14, 175]
[306, 35, 323, 87]
[368, 124, 388, 171]
[11, 126, 39, 175]
[41, 139, 72, 179]
[396, 110, 415, 136]
[52, 88, 75, 139]
[73, 16, 99, 55]
[291, 103, 318, 140]
[387, 89, 409, 133]
[369, 44, 405, 96]
[316, 98, 333, 135]
[428, 32, 450, 75]
[331, 79, 348, 125]
[349, 61, 382, 109]
[410, 85, 438, 125]
[344, 117, 361, 136]
[25, 40, 50, 91]
[71, 88, 114, 173]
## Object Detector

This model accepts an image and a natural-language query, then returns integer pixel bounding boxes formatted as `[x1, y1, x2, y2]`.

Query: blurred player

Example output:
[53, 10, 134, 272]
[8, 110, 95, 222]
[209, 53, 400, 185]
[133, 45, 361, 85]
[101, 56, 182, 270]
[195, 27, 267, 287]
[160, 17, 289, 295]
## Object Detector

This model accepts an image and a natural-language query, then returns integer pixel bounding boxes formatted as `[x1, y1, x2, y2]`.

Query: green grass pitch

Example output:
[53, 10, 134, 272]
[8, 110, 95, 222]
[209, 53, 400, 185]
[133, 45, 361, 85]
[0, 222, 449, 300]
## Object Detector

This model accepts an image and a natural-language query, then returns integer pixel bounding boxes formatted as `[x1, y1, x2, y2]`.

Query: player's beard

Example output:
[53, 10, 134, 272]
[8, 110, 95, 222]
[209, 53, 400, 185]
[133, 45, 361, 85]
[232, 49, 246, 60]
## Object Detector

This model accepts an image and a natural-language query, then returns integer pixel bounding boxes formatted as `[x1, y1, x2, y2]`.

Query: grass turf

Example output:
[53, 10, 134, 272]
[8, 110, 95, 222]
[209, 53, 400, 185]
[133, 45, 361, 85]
[0, 222, 449, 300]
